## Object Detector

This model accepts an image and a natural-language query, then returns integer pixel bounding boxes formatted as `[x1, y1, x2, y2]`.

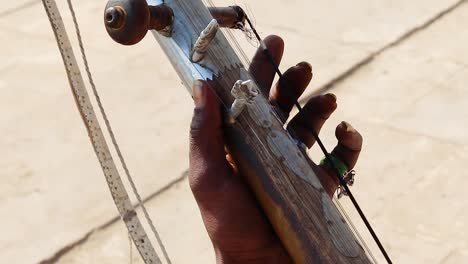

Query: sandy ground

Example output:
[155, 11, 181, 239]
[1, 0, 468, 263]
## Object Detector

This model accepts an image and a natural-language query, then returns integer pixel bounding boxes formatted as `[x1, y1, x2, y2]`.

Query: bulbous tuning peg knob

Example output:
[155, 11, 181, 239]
[208, 6, 246, 29]
[104, 0, 173, 45]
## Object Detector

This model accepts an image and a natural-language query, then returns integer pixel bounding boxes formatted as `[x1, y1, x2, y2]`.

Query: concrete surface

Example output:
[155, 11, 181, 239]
[1, 0, 467, 263]
[318, 4, 468, 262]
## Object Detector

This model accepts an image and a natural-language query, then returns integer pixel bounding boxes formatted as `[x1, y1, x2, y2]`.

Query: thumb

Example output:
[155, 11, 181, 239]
[189, 80, 232, 199]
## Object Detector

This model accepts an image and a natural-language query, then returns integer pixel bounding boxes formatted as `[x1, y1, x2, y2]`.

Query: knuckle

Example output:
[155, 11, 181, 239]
[190, 108, 207, 139]
[188, 165, 209, 195]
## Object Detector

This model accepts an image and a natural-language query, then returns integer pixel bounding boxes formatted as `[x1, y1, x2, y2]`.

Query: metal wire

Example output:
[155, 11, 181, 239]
[65, 1, 172, 263]
[244, 15, 393, 264]
[58, 0, 391, 262]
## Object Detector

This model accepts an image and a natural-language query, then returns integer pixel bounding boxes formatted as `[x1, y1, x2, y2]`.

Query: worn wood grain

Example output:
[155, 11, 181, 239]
[151, 0, 372, 262]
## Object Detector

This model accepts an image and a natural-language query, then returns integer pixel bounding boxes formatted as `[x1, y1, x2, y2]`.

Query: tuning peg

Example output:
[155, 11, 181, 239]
[226, 80, 259, 124]
[104, 0, 173, 45]
[191, 19, 219, 63]
[208, 6, 246, 29]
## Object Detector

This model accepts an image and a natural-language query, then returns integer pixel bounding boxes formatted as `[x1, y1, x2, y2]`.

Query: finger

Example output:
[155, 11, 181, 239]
[189, 82, 278, 250]
[332, 121, 363, 169]
[189, 80, 233, 199]
[248, 35, 284, 96]
[270, 62, 313, 121]
[287, 94, 337, 148]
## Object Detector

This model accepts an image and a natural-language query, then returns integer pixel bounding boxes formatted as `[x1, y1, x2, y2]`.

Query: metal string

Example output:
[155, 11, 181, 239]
[202, 1, 383, 262]
[204, 0, 252, 67]
[177, 1, 387, 262]
[65, 1, 172, 263]
[62, 0, 389, 262]
[333, 197, 378, 263]
[244, 15, 393, 264]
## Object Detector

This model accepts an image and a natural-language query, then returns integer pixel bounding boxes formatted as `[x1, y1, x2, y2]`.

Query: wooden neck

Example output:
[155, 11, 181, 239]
[107, 0, 373, 262]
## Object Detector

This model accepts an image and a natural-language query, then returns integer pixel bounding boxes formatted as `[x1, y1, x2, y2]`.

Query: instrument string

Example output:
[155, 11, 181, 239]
[204, 0, 251, 67]
[67, 0, 389, 262]
[65, 1, 172, 263]
[243, 15, 393, 264]
[333, 197, 378, 263]
[202, 2, 386, 262]
[195, 2, 389, 262]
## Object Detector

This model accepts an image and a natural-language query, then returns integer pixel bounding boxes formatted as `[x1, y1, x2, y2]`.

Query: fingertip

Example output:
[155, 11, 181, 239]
[296, 61, 313, 74]
[335, 121, 346, 139]
[325, 93, 337, 103]
[249, 35, 285, 94]
[270, 62, 314, 116]
[263, 35, 285, 65]
[190, 80, 222, 138]
[313, 94, 338, 114]
[302, 94, 337, 115]
[192, 80, 206, 107]
[192, 80, 219, 109]
[335, 121, 363, 151]
[342, 121, 357, 133]
[263, 35, 284, 53]
[336, 121, 355, 137]
[292, 62, 313, 82]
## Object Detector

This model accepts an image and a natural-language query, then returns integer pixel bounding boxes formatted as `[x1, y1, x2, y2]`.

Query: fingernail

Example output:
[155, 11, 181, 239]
[296, 61, 312, 72]
[341, 121, 356, 133]
[192, 80, 205, 107]
[325, 93, 337, 102]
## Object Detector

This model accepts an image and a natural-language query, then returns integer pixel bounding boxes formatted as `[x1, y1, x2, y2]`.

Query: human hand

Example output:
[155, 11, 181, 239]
[189, 35, 363, 263]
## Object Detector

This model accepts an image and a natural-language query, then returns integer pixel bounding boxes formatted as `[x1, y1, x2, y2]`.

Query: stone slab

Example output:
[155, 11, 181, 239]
[55, 179, 214, 264]
[0, 5, 193, 263]
[212, 0, 461, 93]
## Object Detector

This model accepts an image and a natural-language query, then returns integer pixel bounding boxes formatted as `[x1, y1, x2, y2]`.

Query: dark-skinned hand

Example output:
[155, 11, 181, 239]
[189, 35, 363, 264]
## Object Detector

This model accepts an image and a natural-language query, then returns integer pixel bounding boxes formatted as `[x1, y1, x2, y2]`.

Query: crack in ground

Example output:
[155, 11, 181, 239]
[32, 0, 468, 262]
[301, 0, 467, 102]
[37, 171, 188, 264]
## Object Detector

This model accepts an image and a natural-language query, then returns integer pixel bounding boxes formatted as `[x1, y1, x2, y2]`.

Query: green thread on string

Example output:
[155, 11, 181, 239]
[320, 154, 348, 177]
